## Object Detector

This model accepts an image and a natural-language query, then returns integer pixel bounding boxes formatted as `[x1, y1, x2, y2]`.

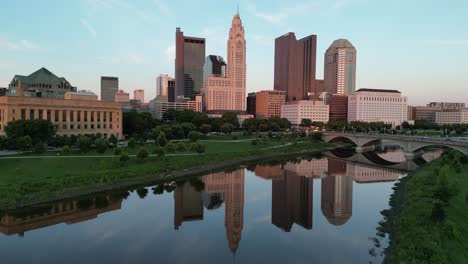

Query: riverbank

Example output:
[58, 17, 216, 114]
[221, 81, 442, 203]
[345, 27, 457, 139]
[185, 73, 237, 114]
[378, 150, 468, 263]
[0, 139, 334, 209]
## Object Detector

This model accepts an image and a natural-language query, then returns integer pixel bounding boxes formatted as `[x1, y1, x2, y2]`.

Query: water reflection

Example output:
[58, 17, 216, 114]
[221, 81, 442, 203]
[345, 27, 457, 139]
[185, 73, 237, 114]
[0, 148, 444, 263]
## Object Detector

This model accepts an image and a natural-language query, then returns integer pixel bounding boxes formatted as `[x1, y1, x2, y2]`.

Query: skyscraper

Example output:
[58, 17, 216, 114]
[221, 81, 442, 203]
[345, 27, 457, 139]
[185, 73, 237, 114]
[324, 39, 357, 95]
[133, 89, 144, 103]
[101, 76, 119, 102]
[156, 74, 175, 98]
[204, 55, 227, 79]
[175, 27, 206, 100]
[204, 13, 247, 112]
[274, 33, 317, 102]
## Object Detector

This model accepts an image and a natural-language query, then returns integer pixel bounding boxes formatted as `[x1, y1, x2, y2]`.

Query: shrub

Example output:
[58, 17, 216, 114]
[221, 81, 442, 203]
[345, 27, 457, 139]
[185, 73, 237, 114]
[200, 124, 211, 134]
[251, 139, 259, 146]
[0, 136, 6, 150]
[127, 138, 137, 149]
[165, 142, 176, 153]
[95, 138, 109, 154]
[120, 153, 130, 163]
[33, 142, 46, 154]
[17, 135, 33, 151]
[113, 146, 123, 156]
[62, 145, 71, 155]
[157, 132, 167, 147]
[232, 135, 239, 140]
[194, 143, 205, 154]
[77, 136, 92, 153]
[109, 134, 118, 146]
[188, 131, 200, 142]
[153, 146, 165, 157]
[176, 142, 186, 152]
[137, 148, 149, 162]
[221, 123, 234, 134]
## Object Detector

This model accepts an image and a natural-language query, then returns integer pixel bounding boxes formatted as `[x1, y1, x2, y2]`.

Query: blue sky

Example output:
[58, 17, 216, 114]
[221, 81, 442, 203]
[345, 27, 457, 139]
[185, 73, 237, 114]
[1, 0, 467, 104]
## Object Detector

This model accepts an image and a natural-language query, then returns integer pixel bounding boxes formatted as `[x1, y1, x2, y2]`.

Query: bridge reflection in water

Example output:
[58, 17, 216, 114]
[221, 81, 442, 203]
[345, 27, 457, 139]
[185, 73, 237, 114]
[0, 148, 442, 255]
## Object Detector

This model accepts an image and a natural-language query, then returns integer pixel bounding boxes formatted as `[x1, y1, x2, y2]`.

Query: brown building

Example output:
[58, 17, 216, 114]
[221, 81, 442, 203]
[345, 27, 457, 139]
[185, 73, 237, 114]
[312, 79, 325, 100]
[0, 85, 122, 139]
[246, 92, 256, 116]
[328, 94, 348, 121]
[274, 33, 317, 102]
[255, 90, 286, 119]
[173, 180, 204, 230]
[321, 174, 353, 226]
[175, 27, 206, 100]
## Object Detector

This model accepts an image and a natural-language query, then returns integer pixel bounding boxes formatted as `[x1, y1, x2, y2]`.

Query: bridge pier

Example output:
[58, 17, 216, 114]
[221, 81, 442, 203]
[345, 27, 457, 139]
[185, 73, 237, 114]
[356, 145, 376, 153]
[404, 151, 424, 160]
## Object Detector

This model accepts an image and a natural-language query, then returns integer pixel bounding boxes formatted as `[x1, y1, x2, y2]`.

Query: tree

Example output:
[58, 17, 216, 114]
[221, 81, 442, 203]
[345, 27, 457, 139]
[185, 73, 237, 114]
[137, 148, 149, 162]
[95, 138, 109, 154]
[123, 110, 158, 138]
[136, 188, 148, 199]
[33, 142, 46, 154]
[0, 136, 6, 150]
[188, 131, 200, 142]
[176, 142, 186, 152]
[221, 123, 234, 134]
[5, 120, 55, 146]
[401, 121, 411, 130]
[222, 112, 240, 128]
[300, 118, 313, 127]
[209, 118, 224, 132]
[153, 146, 165, 157]
[109, 134, 118, 146]
[310, 132, 323, 142]
[194, 143, 205, 154]
[165, 142, 176, 153]
[78, 136, 92, 153]
[157, 132, 168, 147]
[128, 138, 137, 149]
[120, 153, 130, 163]
[62, 145, 71, 155]
[17, 135, 32, 151]
[181, 122, 195, 137]
[113, 146, 123, 156]
[200, 124, 212, 134]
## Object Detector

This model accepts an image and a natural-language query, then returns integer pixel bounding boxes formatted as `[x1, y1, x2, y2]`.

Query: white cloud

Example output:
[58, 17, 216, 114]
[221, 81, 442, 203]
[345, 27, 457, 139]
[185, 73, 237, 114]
[80, 18, 97, 37]
[127, 54, 144, 65]
[153, 0, 171, 16]
[0, 37, 39, 50]
[165, 45, 175, 63]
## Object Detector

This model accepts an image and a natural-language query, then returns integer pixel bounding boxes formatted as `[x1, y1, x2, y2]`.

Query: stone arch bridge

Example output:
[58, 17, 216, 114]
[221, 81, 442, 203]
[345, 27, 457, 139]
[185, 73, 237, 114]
[323, 132, 468, 157]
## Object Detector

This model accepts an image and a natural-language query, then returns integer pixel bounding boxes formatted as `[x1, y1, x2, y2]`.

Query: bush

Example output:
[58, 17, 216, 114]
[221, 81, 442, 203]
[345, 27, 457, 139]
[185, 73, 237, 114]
[153, 146, 165, 157]
[127, 138, 137, 149]
[194, 143, 205, 154]
[0, 136, 6, 150]
[95, 138, 109, 154]
[33, 142, 46, 154]
[157, 132, 167, 147]
[17, 135, 33, 151]
[200, 124, 212, 134]
[221, 123, 234, 134]
[232, 135, 239, 140]
[188, 131, 200, 142]
[251, 139, 259, 145]
[62, 145, 71, 155]
[113, 146, 123, 156]
[165, 142, 176, 153]
[311, 132, 323, 142]
[137, 148, 149, 162]
[120, 153, 130, 163]
[109, 134, 118, 146]
[176, 142, 186, 152]
[78, 136, 92, 153]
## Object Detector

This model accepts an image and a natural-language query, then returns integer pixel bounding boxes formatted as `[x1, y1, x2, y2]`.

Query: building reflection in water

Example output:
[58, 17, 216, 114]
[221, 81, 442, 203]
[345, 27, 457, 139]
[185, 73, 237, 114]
[174, 181, 204, 230]
[204, 170, 245, 253]
[0, 195, 123, 237]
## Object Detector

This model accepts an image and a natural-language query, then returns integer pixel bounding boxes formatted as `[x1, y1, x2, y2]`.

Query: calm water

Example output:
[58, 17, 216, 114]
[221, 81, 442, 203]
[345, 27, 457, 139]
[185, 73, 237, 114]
[0, 149, 442, 264]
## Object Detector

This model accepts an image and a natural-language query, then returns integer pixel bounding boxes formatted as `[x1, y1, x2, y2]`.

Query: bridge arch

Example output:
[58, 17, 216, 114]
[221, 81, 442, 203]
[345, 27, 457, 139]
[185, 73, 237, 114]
[409, 144, 468, 156]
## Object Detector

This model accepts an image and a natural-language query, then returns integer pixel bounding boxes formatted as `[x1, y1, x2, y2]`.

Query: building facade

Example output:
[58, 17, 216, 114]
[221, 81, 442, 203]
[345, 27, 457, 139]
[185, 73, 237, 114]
[8, 67, 77, 99]
[246, 92, 256, 116]
[328, 94, 348, 121]
[255, 90, 286, 119]
[281, 100, 329, 125]
[133, 89, 144, 103]
[312, 79, 325, 100]
[114, 90, 130, 103]
[0, 90, 122, 139]
[347, 89, 408, 126]
[0, 88, 8, 96]
[274, 33, 317, 101]
[428, 102, 465, 110]
[149, 95, 202, 119]
[101, 76, 119, 102]
[324, 39, 357, 95]
[175, 27, 206, 100]
[156, 74, 175, 98]
[435, 109, 468, 125]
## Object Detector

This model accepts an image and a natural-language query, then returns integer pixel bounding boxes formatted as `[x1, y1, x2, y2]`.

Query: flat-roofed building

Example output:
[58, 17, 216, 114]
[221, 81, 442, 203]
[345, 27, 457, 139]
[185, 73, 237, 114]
[328, 94, 348, 121]
[255, 90, 286, 119]
[114, 90, 130, 103]
[0, 88, 6, 97]
[348, 88, 408, 126]
[281, 100, 329, 126]
[435, 109, 468, 125]
[0, 87, 122, 139]
[100, 76, 119, 102]
[246, 92, 256, 116]
[133, 89, 144, 103]
[149, 95, 202, 120]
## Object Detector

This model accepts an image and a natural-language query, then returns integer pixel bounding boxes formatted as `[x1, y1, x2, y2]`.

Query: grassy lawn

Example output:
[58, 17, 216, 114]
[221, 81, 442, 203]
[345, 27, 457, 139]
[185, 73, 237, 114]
[0, 138, 330, 209]
[379, 151, 468, 263]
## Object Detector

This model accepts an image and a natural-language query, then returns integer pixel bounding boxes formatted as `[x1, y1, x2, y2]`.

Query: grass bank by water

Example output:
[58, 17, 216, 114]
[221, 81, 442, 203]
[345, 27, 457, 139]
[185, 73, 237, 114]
[0, 138, 333, 209]
[378, 151, 468, 263]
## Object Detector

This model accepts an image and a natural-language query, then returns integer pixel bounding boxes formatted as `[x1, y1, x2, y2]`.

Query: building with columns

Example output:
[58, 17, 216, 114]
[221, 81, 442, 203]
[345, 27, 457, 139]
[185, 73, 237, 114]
[204, 13, 246, 112]
[0, 88, 122, 139]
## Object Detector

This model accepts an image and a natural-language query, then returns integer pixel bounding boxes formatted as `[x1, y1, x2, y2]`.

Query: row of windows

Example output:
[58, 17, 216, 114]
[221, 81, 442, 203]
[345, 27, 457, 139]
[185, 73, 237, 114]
[19, 109, 116, 123]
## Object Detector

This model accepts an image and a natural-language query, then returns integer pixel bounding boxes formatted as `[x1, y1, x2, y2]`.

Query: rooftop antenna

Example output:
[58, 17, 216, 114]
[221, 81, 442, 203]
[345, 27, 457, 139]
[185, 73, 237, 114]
[237, 1, 240, 15]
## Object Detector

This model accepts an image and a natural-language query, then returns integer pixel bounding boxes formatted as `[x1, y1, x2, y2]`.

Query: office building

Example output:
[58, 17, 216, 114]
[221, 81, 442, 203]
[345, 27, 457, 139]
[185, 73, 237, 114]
[175, 27, 206, 100]
[0, 83, 122, 139]
[321, 174, 353, 226]
[204, 13, 247, 112]
[7, 67, 77, 99]
[0, 87, 7, 97]
[408, 106, 438, 122]
[148, 95, 202, 120]
[281, 100, 329, 126]
[156, 74, 175, 98]
[274, 33, 317, 101]
[328, 94, 348, 121]
[204, 55, 227, 79]
[246, 92, 256, 116]
[255, 90, 286, 119]
[428, 102, 465, 110]
[435, 109, 468, 125]
[114, 90, 130, 103]
[101, 76, 119, 102]
[133, 89, 144, 103]
[347, 89, 408, 126]
[312, 79, 325, 100]
[174, 181, 204, 230]
[324, 39, 357, 95]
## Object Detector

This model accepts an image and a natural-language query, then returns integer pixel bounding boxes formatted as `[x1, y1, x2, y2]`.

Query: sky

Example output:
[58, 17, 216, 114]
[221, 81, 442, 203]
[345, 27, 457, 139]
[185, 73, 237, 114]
[1, 0, 468, 105]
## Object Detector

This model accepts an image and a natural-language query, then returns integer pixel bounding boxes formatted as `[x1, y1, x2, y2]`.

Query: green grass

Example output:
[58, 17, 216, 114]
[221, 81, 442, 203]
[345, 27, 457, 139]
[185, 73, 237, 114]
[0, 138, 330, 209]
[380, 151, 468, 263]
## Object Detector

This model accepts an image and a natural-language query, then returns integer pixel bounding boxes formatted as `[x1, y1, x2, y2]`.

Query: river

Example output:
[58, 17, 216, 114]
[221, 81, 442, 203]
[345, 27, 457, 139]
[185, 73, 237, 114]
[0, 148, 443, 263]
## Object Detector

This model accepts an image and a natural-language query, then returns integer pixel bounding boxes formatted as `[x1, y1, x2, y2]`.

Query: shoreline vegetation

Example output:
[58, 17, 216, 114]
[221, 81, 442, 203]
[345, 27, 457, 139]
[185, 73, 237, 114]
[0, 136, 335, 210]
[377, 150, 468, 263]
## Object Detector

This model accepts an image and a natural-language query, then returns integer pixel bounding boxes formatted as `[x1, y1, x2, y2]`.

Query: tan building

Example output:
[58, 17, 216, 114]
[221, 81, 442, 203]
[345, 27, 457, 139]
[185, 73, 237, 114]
[255, 90, 286, 119]
[435, 109, 468, 125]
[0, 89, 122, 139]
[281, 100, 329, 126]
[149, 95, 202, 120]
[114, 90, 130, 103]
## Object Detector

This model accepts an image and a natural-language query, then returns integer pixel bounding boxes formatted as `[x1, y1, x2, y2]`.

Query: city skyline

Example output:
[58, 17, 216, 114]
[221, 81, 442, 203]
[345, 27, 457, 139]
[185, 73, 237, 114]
[1, 0, 467, 105]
